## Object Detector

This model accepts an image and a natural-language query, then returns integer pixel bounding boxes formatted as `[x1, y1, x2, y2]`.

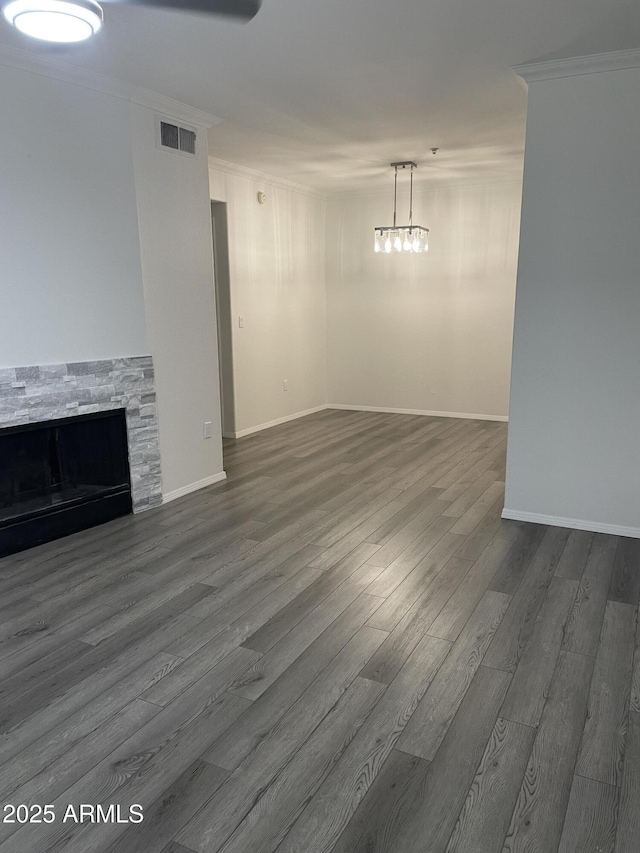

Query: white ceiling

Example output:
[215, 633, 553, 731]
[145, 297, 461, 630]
[2, 0, 640, 192]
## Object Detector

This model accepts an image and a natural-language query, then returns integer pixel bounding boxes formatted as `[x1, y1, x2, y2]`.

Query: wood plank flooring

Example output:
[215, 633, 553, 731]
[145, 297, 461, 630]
[1, 409, 639, 853]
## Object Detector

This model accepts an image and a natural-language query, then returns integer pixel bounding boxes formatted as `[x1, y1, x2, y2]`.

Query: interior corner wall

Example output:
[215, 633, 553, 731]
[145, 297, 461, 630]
[504, 65, 640, 536]
[325, 184, 521, 419]
[0, 64, 148, 367]
[131, 106, 224, 496]
[208, 164, 327, 435]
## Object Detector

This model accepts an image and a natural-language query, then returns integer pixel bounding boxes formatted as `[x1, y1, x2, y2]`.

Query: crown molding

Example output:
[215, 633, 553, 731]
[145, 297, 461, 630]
[130, 87, 223, 129]
[330, 176, 523, 202]
[0, 43, 223, 128]
[514, 48, 640, 84]
[208, 157, 521, 199]
[208, 156, 326, 199]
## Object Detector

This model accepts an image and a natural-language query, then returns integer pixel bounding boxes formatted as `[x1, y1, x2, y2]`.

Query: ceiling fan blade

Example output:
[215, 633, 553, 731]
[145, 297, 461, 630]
[104, 0, 261, 21]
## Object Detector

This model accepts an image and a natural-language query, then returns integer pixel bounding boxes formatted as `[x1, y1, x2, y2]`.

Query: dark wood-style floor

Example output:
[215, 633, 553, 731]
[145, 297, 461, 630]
[1, 409, 639, 853]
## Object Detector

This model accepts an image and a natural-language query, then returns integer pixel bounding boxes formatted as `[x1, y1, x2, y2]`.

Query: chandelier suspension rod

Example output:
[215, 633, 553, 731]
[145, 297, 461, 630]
[393, 166, 398, 228]
[409, 164, 413, 228]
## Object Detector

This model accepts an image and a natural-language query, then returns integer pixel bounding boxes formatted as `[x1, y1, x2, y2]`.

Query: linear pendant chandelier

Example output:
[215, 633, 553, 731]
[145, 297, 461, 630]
[374, 161, 429, 254]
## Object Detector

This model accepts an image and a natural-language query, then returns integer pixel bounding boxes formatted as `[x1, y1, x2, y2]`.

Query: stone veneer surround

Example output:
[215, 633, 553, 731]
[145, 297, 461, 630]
[0, 356, 162, 512]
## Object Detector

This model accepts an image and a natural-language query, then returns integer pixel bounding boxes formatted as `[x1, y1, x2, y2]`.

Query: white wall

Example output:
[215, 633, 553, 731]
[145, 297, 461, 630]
[0, 64, 148, 367]
[0, 60, 224, 499]
[504, 61, 640, 536]
[325, 184, 521, 419]
[131, 107, 224, 495]
[209, 162, 327, 435]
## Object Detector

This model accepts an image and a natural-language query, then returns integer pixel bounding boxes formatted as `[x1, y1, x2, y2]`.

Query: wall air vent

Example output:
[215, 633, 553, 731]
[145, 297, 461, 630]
[158, 120, 197, 156]
[179, 128, 196, 155]
[160, 121, 179, 150]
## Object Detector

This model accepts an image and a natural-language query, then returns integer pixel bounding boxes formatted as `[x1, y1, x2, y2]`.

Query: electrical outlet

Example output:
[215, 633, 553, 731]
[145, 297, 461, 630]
[203, 421, 212, 439]
[283, 380, 288, 391]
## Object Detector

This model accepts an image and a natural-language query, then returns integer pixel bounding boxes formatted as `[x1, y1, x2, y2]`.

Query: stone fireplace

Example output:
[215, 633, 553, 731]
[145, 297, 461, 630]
[0, 356, 162, 553]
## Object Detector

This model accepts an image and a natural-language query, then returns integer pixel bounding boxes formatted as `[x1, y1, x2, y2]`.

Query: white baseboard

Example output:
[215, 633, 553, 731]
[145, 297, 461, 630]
[230, 403, 507, 438]
[232, 405, 329, 438]
[163, 471, 227, 504]
[501, 508, 640, 540]
[328, 404, 508, 423]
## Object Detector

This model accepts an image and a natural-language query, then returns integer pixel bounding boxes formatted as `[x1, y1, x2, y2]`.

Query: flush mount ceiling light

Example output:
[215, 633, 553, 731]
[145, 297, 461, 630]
[2, 0, 104, 41]
[1, 0, 260, 43]
[374, 161, 429, 254]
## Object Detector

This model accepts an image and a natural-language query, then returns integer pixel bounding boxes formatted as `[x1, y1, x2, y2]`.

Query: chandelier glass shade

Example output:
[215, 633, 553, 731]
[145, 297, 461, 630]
[374, 226, 429, 254]
[374, 161, 429, 254]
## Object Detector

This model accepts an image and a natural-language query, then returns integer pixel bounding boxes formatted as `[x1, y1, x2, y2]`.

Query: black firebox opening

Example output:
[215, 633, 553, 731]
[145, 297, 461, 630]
[0, 409, 133, 557]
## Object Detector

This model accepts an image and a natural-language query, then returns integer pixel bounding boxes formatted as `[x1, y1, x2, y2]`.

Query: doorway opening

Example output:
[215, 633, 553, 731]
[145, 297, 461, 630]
[211, 201, 236, 439]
